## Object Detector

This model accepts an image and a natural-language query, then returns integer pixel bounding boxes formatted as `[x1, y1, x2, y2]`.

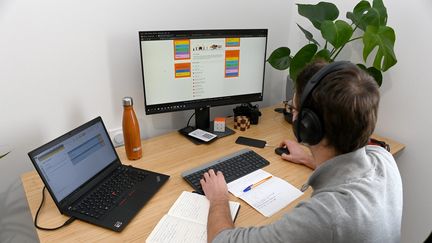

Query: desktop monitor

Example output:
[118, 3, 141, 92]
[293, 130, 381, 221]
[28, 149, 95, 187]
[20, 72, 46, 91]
[138, 29, 268, 131]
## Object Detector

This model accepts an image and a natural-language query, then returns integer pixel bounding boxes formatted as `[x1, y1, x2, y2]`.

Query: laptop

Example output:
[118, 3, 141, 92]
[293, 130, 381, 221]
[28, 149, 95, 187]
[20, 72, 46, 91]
[28, 117, 169, 232]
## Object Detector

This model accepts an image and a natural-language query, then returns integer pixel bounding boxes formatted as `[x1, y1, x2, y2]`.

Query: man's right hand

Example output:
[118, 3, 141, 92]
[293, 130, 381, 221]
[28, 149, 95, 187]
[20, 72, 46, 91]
[279, 139, 316, 170]
[200, 169, 233, 242]
[200, 169, 229, 204]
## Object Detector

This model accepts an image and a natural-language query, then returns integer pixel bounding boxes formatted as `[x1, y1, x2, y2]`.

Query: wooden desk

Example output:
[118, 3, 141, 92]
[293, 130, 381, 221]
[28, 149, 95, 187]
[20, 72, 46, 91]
[21, 105, 404, 242]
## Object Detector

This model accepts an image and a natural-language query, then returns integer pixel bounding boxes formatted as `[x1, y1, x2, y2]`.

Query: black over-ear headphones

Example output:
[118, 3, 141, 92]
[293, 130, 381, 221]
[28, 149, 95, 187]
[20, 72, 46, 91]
[293, 61, 355, 145]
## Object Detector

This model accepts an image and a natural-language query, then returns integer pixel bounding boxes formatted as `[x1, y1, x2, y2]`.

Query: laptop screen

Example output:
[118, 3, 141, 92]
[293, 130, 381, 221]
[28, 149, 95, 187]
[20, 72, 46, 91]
[31, 120, 117, 202]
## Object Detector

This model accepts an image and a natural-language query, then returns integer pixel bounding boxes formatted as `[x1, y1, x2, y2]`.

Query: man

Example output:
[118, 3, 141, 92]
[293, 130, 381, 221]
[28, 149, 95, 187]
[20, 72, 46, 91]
[200, 60, 403, 243]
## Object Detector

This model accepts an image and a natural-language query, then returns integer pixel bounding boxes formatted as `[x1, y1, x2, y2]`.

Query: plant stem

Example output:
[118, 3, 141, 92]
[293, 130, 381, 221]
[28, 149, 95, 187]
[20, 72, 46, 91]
[0, 151, 10, 159]
[352, 26, 358, 33]
[331, 26, 360, 60]
[332, 46, 345, 60]
[346, 36, 362, 43]
[332, 36, 363, 60]
[330, 47, 337, 56]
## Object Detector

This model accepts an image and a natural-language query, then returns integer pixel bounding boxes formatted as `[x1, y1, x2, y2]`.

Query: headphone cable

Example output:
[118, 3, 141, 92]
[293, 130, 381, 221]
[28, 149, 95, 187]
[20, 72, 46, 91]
[34, 186, 76, 231]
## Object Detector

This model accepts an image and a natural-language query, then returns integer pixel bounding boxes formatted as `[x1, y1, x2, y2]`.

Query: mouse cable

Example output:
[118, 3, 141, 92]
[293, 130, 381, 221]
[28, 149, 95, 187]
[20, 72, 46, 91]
[186, 112, 195, 127]
[34, 186, 76, 231]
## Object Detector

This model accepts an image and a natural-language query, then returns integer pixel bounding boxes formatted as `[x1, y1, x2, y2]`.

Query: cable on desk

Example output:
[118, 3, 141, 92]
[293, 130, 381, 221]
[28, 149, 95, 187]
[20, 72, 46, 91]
[186, 112, 195, 127]
[34, 186, 76, 231]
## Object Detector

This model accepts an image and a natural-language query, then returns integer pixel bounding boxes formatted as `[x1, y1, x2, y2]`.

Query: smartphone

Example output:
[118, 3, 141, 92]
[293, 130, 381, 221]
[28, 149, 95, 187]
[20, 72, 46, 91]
[235, 136, 266, 148]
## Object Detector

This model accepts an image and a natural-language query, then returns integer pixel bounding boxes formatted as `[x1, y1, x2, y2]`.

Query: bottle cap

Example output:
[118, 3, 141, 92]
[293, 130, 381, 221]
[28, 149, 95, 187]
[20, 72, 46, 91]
[123, 97, 133, 106]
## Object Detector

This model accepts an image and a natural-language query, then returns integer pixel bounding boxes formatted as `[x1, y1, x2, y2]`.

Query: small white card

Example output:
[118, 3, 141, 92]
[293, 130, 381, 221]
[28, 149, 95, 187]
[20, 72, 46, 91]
[188, 129, 217, 142]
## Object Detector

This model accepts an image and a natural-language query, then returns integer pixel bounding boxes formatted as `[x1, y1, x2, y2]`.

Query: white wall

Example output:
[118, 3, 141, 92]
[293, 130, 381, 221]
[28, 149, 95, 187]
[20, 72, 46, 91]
[0, 0, 291, 241]
[376, 0, 432, 241]
[1, 0, 431, 242]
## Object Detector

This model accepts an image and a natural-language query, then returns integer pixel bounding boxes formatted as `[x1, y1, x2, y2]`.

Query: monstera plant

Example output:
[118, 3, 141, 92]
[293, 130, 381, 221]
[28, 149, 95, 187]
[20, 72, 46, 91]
[267, 0, 396, 87]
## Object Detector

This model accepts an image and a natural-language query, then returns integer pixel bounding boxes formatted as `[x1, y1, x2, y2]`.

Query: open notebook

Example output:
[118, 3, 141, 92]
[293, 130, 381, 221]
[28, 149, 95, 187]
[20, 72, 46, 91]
[146, 191, 240, 243]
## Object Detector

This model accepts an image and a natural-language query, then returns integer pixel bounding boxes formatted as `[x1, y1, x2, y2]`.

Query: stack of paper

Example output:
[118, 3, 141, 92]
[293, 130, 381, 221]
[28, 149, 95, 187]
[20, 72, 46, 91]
[227, 169, 303, 217]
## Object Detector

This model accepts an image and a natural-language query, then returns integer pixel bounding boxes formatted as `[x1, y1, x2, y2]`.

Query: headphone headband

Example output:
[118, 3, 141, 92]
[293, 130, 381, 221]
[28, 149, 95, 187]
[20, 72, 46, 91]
[294, 61, 356, 145]
[299, 61, 353, 106]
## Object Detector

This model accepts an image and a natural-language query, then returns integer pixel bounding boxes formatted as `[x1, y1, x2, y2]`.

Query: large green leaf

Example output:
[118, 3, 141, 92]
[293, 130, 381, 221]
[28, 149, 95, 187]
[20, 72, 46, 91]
[347, 1, 380, 31]
[347, 0, 371, 24]
[297, 24, 320, 46]
[357, 64, 383, 87]
[290, 44, 318, 82]
[321, 20, 353, 49]
[373, 0, 387, 26]
[314, 49, 331, 62]
[347, 0, 387, 31]
[297, 2, 339, 30]
[363, 25, 397, 71]
[267, 47, 292, 70]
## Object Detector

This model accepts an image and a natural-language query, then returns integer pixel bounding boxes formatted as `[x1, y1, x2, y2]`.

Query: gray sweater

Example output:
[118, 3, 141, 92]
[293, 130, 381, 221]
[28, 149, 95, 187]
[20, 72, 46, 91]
[213, 146, 403, 243]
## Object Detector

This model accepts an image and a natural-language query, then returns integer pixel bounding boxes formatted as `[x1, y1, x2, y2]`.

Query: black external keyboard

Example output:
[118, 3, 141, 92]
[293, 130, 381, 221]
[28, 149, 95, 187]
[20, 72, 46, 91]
[181, 149, 270, 194]
[70, 166, 148, 219]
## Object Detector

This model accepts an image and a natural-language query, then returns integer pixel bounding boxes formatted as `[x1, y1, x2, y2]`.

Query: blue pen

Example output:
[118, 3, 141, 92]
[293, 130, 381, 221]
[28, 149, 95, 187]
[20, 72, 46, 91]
[243, 176, 272, 192]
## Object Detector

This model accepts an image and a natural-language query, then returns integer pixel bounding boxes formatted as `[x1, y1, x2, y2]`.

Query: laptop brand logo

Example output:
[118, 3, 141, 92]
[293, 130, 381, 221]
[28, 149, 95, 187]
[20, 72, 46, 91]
[114, 221, 123, 228]
[156, 176, 161, 182]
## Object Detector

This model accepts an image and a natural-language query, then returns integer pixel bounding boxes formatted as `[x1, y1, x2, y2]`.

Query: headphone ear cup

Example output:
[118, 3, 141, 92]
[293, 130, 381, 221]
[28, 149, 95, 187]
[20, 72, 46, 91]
[296, 108, 324, 145]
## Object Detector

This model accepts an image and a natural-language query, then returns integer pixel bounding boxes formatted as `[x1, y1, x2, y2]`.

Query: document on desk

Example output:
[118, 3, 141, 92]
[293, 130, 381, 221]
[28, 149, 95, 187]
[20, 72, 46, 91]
[146, 191, 240, 243]
[227, 169, 303, 217]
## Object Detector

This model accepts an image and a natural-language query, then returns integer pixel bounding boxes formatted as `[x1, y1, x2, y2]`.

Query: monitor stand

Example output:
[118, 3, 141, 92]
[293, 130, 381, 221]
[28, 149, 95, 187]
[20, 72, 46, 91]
[178, 107, 235, 145]
[195, 107, 235, 138]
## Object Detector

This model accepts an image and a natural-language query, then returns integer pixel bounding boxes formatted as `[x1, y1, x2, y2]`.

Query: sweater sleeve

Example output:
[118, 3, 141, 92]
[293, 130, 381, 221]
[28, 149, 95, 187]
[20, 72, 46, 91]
[212, 199, 333, 243]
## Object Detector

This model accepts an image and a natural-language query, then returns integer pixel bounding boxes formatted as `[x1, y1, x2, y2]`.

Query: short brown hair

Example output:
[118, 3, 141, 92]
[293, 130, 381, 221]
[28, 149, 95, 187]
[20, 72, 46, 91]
[295, 60, 380, 154]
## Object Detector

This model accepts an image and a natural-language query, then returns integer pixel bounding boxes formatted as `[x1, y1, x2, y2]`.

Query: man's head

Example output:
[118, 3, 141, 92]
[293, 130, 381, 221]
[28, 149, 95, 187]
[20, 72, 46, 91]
[292, 60, 380, 154]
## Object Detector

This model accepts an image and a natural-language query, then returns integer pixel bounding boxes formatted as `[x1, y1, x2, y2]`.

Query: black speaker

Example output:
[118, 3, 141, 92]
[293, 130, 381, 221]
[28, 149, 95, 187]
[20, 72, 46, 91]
[293, 61, 355, 145]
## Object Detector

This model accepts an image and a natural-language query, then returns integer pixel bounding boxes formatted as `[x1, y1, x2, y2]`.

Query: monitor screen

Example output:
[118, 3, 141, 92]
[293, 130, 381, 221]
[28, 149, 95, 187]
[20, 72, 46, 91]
[139, 29, 267, 122]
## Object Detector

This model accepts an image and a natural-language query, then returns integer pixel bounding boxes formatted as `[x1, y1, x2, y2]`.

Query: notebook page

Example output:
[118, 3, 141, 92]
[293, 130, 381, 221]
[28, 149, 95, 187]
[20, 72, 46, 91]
[239, 177, 303, 217]
[227, 169, 272, 197]
[146, 191, 240, 243]
[168, 191, 239, 224]
[227, 170, 303, 217]
[146, 215, 206, 243]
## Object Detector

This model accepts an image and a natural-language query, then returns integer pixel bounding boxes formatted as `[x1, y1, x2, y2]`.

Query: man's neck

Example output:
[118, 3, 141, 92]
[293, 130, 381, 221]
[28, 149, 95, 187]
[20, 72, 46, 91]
[310, 141, 339, 169]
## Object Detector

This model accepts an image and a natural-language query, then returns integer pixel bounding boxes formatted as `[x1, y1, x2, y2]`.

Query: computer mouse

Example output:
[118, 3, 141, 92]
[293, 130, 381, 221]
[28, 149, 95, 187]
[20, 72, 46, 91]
[275, 147, 290, 156]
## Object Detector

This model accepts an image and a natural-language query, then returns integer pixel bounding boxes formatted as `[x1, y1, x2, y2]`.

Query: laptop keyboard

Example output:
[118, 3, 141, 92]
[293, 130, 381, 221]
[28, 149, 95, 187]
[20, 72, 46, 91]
[182, 149, 270, 194]
[70, 166, 148, 219]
